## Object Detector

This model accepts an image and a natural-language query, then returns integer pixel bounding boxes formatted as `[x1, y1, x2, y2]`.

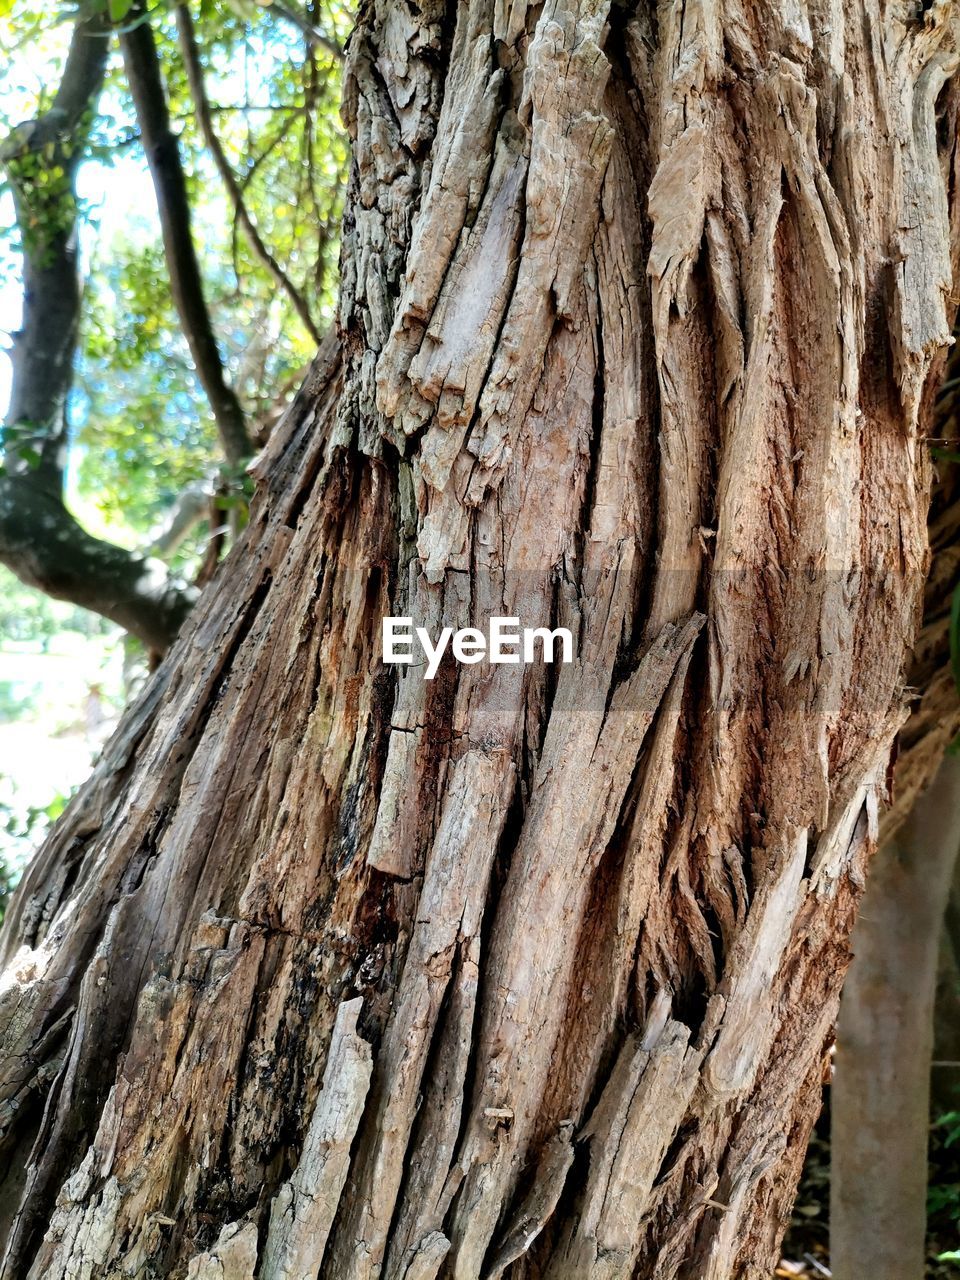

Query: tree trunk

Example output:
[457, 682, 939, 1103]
[2, 4, 960, 1278]
[934, 846, 960, 1111]
[826, 342, 960, 1278]
[831, 753, 960, 1280]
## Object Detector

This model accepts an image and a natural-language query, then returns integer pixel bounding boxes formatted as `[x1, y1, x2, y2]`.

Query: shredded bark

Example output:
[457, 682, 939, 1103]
[2, 3, 960, 1279]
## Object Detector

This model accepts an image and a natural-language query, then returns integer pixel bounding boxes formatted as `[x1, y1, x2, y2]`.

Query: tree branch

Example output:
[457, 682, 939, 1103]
[175, 3, 322, 346]
[0, 9, 111, 496]
[268, 2, 343, 61]
[120, 5, 252, 465]
[0, 10, 197, 653]
[0, 475, 197, 653]
[146, 479, 210, 557]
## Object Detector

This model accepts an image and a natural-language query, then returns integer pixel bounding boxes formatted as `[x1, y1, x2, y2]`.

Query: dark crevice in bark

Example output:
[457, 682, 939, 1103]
[207, 571, 275, 706]
[282, 439, 331, 530]
[336, 772, 373, 873]
[606, 46, 674, 653]
[582, 252, 607, 560]
[350, 884, 403, 1047]
[523, 567, 567, 769]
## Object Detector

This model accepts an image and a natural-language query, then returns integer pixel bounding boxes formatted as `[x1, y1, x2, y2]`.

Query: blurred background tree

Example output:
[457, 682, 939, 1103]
[0, 0, 349, 888]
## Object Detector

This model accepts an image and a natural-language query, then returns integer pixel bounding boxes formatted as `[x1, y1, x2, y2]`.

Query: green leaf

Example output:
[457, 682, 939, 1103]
[213, 493, 246, 511]
[15, 445, 43, 470]
[108, 0, 135, 21]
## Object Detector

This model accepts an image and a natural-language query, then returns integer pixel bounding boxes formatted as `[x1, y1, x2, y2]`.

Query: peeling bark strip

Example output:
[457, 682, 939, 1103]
[1, 4, 960, 1280]
[262, 999, 372, 1278]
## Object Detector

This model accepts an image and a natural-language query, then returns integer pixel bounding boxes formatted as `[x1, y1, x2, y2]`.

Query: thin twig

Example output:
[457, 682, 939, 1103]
[268, 1, 343, 61]
[175, 3, 322, 346]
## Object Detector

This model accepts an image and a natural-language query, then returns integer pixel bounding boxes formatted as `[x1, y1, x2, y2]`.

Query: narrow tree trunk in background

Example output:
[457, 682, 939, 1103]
[1, 4, 959, 1279]
[121, 4, 251, 465]
[934, 852, 960, 1111]
[831, 755, 960, 1280]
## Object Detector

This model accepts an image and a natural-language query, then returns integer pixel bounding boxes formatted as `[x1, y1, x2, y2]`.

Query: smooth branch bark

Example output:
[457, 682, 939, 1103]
[831, 754, 960, 1280]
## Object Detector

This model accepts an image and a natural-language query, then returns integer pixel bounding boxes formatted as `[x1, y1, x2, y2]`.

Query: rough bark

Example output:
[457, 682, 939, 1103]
[880, 364, 960, 842]
[826, 347, 960, 1280]
[2, 4, 960, 1280]
[831, 754, 960, 1280]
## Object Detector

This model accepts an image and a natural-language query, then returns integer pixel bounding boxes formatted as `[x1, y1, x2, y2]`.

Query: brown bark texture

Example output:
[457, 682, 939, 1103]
[3, 2, 960, 1278]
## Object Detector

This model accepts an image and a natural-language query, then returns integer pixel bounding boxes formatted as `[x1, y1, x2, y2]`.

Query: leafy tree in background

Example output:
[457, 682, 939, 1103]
[0, 0, 349, 649]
